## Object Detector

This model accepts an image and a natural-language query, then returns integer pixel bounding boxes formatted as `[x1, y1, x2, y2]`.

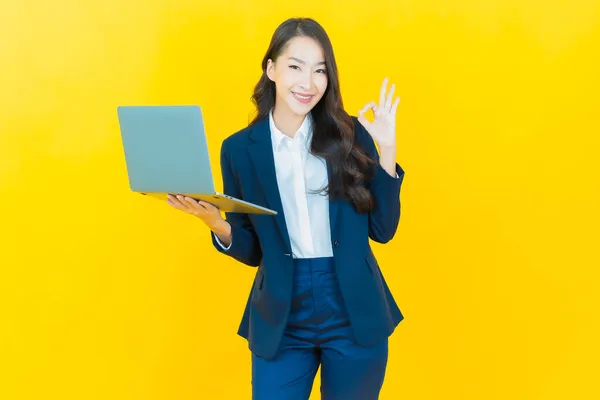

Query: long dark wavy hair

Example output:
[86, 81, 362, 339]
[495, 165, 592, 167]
[250, 17, 377, 213]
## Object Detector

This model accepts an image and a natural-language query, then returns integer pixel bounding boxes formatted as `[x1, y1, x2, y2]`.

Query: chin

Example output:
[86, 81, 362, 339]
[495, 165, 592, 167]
[287, 96, 320, 116]
[282, 102, 307, 117]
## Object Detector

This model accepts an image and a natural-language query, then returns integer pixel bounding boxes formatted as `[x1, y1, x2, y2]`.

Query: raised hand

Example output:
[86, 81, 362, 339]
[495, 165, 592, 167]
[357, 77, 401, 149]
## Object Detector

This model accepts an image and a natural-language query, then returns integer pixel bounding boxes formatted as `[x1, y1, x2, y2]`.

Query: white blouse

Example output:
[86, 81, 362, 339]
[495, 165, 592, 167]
[215, 109, 332, 258]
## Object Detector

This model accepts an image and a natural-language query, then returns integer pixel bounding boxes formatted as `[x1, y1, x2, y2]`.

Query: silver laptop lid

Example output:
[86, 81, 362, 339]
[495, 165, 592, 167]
[117, 105, 216, 195]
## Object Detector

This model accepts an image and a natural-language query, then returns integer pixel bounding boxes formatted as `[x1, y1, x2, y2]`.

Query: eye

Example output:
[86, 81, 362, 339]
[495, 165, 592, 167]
[316, 69, 326, 74]
[289, 65, 300, 70]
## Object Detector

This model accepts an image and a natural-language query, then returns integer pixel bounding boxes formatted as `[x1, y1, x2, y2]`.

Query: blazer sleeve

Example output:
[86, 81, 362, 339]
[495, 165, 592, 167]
[210, 140, 262, 267]
[354, 117, 405, 243]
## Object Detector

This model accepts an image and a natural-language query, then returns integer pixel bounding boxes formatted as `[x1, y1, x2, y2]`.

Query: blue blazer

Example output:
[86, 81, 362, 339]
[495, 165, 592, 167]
[211, 115, 405, 360]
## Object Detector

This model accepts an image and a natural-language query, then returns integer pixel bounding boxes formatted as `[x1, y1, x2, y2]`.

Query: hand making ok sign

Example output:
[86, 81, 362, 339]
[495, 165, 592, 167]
[357, 77, 401, 149]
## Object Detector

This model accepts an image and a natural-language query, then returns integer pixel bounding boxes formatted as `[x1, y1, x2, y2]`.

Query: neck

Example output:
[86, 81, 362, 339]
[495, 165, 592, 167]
[271, 104, 306, 138]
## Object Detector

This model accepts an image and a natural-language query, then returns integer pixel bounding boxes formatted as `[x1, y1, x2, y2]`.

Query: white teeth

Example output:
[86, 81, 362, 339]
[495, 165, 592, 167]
[293, 92, 312, 100]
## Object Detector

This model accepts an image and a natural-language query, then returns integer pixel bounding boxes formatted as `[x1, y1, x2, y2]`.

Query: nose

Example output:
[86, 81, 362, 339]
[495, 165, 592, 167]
[299, 70, 313, 92]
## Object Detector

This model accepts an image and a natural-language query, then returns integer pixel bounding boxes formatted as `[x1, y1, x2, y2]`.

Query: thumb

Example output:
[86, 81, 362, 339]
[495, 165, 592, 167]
[357, 112, 372, 130]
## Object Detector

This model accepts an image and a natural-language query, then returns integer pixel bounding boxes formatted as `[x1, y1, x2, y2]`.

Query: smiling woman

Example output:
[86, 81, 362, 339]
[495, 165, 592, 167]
[165, 17, 405, 400]
[249, 19, 401, 215]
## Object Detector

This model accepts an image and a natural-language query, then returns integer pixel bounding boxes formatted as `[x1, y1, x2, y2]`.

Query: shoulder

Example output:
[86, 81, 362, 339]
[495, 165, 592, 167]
[221, 115, 271, 149]
[220, 122, 256, 155]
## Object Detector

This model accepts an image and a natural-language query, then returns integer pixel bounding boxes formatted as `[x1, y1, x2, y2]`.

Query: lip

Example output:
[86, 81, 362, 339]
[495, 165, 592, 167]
[292, 92, 315, 105]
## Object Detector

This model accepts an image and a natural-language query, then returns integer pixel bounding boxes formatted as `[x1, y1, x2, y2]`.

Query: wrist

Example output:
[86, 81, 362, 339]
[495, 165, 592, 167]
[211, 219, 231, 236]
[378, 145, 398, 177]
[378, 142, 396, 151]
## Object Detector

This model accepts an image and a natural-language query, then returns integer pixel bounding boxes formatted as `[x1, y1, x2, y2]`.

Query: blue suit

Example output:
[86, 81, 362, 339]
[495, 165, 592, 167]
[211, 115, 405, 362]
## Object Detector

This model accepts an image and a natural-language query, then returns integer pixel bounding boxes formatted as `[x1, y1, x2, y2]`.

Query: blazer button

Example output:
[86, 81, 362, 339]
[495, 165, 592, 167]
[333, 240, 339, 248]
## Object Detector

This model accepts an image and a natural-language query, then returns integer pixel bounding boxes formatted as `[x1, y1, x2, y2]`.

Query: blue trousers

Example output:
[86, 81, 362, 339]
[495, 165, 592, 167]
[251, 257, 388, 400]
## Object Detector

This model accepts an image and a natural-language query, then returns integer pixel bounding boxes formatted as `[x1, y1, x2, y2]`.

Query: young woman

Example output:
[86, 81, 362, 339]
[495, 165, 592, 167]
[167, 17, 405, 400]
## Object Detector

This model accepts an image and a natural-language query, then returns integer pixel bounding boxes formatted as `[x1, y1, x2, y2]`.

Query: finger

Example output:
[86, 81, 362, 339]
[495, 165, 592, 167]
[391, 96, 401, 114]
[385, 83, 395, 111]
[196, 200, 209, 211]
[175, 195, 193, 212]
[357, 112, 372, 131]
[359, 101, 377, 115]
[198, 200, 218, 212]
[183, 196, 206, 214]
[192, 199, 219, 215]
[167, 194, 184, 209]
[379, 77, 389, 110]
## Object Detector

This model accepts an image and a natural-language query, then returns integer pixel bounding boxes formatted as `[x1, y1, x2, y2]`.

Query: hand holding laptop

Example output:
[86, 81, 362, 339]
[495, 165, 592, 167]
[166, 194, 232, 246]
[116, 105, 276, 216]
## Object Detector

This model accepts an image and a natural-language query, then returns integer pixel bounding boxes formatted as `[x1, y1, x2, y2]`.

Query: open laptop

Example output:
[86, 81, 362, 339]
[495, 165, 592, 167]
[116, 105, 277, 215]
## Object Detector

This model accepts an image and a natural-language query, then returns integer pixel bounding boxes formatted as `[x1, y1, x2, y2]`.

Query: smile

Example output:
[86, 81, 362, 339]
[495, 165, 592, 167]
[292, 92, 314, 103]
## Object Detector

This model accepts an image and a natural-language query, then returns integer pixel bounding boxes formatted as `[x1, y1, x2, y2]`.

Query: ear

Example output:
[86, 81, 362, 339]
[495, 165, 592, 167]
[266, 59, 275, 82]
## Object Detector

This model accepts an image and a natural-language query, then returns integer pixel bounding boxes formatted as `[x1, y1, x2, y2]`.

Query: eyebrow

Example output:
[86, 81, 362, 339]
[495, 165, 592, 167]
[288, 57, 326, 67]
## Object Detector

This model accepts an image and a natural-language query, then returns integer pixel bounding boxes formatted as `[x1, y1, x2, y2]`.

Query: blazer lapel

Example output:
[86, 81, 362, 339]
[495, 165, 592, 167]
[248, 116, 341, 255]
[248, 118, 293, 254]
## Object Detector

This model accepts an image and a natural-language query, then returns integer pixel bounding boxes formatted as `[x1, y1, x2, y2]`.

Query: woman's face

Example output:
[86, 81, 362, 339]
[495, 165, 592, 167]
[266, 36, 328, 117]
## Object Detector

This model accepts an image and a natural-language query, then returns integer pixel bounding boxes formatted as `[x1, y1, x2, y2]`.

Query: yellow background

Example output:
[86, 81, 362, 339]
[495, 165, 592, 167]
[1, 1, 599, 399]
